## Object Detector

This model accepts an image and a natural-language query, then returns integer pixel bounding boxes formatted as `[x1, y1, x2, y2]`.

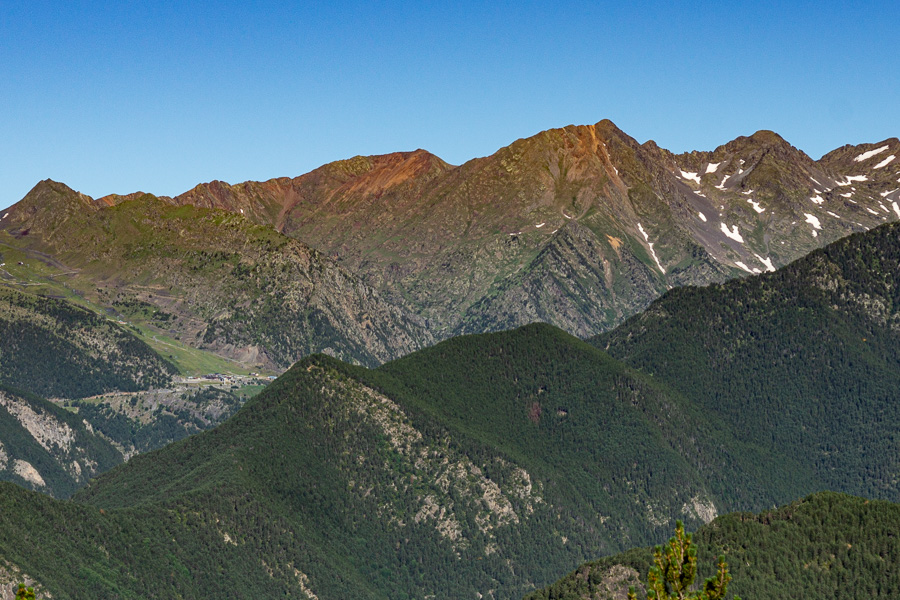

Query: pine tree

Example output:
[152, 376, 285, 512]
[627, 520, 739, 600]
[15, 583, 36, 600]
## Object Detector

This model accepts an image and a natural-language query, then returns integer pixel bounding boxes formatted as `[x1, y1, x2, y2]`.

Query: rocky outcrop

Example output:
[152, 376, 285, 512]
[0, 388, 121, 497]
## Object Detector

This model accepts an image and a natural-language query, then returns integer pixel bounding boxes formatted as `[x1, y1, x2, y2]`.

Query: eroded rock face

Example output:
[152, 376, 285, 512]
[0, 389, 120, 497]
[575, 564, 642, 600]
[12, 460, 45, 488]
[317, 365, 544, 555]
[0, 395, 76, 454]
[0, 561, 47, 600]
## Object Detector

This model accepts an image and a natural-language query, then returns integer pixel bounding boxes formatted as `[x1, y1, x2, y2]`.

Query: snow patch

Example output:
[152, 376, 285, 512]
[827, 211, 842, 219]
[840, 192, 853, 198]
[637, 223, 665, 274]
[854, 145, 890, 162]
[810, 195, 825, 205]
[747, 199, 765, 213]
[1, 213, 7, 220]
[680, 170, 701, 184]
[697, 211, 707, 222]
[804, 213, 822, 230]
[715, 176, 728, 190]
[742, 189, 754, 195]
[240, 208, 244, 214]
[535, 222, 545, 228]
[874, 155, 896, 169]
[720, 223, 744, 243]
[705, 162, 721, 174]
[866, 207, 880, 215]
[837, 175, 869, 186]
[880, 189, 897, 197]
[735, 261, 755, 274]
[754, 254, 776, 272]
[879, 203, 890, 213]
[893, 202, 900, 218]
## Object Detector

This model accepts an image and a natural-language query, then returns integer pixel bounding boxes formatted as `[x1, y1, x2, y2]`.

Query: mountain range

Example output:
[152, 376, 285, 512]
[172, 121, 900, 338]
[0, 121, 899, 598]
[0, 218, 897, 598]
[2, 121, 898, 373]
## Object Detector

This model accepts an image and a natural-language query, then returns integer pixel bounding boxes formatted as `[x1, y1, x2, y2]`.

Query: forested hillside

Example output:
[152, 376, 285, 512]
[594, 221, 900, 501]
[526, 492, 900, 600]
[0, 385, 121, 497]
[0, 287, 176, 399]
[70, 334, 728, 599]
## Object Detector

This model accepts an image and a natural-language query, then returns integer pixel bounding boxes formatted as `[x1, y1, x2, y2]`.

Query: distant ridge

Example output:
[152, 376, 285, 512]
[2, 121, 898, 370]
[169, 120, 900, 337]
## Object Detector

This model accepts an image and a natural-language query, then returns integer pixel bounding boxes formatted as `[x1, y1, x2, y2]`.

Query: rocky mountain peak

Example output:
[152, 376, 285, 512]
[1, 180, 100, 239]
[329, 149, 453, 195]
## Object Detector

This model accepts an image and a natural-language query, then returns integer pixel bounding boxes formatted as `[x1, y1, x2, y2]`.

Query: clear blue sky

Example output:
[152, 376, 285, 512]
[2, 1, 898, 209]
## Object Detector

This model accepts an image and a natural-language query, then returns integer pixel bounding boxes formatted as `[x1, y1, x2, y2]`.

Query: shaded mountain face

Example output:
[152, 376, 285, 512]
[593, 221, 900, 501]
[0, 286, 176, 399]
[0, 180, 433, 370]
[0, 385, 122, 498]
[0, 284, 257, 496]
[62, 331, 734, 600]
[527, 492, 900, 600]
[172, 122, 900, 338]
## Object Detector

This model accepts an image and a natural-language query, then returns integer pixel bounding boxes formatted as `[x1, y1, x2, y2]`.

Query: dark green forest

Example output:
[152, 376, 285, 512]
[0, 384, 121, 497]
[527, 492, 900, 600]
[71, 386, 243, 455]
[0, 288, 176, 398]
[594, 222, 900, 502]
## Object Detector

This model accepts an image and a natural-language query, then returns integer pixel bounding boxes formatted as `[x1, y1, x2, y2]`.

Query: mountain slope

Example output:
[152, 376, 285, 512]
[526, 492, 900, 600]
[172, 122, 900, 338]
[0, 287, 176, 399]
[71, 331, 735, 599]
[1, 180, 433, 369]
[2, 215, 900, 598]
[0, 385, 121, 498]
[0, 322, 758, 600]
[4, 124, 897, 365]
[593, 220, 900, 501]
[0, 284, 259, 497]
